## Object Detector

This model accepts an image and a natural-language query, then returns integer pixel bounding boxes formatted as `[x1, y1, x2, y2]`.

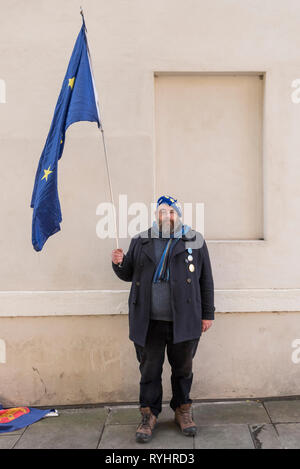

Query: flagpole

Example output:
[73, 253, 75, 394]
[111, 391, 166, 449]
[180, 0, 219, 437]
[100, 125, 119, 250]
[80, 7, 120, 250]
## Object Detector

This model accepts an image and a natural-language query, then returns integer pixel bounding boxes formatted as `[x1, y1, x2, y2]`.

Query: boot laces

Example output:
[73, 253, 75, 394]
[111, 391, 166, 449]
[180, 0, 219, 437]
[181, 408, 193, 425]
[140, 413, 151, 429]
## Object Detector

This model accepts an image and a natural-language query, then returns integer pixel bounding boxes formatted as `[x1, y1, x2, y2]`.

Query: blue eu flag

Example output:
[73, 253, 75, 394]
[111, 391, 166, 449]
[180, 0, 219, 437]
[30, 19, 101, 251]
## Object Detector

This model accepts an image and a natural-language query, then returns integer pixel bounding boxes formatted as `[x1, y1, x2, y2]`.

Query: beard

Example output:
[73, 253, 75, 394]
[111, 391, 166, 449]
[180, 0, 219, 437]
[158, 218, 182, 237]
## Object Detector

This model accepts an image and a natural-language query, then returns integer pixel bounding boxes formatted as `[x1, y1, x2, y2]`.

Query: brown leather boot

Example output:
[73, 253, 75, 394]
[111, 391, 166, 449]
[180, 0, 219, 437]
[175, 403, 197, 436]
[136, 407, 157, 443]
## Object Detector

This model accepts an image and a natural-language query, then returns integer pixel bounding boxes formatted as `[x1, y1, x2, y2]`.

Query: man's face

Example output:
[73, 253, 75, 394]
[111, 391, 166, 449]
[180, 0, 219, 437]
[156, 204, 180, 235]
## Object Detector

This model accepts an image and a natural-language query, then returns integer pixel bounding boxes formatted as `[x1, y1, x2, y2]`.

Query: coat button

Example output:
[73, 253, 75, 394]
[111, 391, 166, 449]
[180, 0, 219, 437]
[186, 278, 192, 284]
[136, 281, 140, 286]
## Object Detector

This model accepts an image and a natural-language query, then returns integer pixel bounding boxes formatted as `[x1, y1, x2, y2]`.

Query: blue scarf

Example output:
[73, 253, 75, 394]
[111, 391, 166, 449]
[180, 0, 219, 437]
[151, 221, 191, 283]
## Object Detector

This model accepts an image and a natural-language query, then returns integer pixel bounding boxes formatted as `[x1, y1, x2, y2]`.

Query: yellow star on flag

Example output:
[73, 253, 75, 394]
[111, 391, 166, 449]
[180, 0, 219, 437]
[41, 166, 53, 182]
[68, 77, 75, 89]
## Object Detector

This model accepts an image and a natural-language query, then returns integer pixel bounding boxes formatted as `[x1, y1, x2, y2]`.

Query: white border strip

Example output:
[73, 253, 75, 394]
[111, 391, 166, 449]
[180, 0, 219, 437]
[0, 289, 300, 317]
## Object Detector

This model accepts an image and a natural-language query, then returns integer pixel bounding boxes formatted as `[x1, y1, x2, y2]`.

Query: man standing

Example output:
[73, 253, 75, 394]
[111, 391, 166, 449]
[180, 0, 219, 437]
[112, 195, 215, 443]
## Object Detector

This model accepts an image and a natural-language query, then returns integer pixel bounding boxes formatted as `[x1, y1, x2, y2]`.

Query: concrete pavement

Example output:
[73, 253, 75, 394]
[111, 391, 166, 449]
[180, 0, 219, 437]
[1, 398, 300, 449]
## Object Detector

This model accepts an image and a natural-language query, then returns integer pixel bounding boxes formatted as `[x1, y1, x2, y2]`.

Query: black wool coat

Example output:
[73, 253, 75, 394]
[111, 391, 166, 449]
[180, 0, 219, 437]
[112, 228, 215, 347]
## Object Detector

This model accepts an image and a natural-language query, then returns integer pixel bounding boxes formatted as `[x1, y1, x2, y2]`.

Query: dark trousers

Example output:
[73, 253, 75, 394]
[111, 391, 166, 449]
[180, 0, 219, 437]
[134, 320, 199, 418]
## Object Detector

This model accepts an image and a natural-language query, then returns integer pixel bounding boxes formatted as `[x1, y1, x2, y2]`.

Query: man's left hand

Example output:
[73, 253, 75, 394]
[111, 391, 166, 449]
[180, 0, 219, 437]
[202, 320, 213, 333]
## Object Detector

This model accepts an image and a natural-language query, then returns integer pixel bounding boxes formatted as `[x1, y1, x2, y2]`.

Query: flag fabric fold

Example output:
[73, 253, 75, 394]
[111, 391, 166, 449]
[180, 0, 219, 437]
[0, 405, 53, 433]
[30, 19, 100, 251]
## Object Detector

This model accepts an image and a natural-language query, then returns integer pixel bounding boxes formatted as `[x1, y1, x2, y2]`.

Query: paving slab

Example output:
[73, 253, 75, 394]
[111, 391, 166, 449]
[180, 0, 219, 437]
[0, 434, 22, 449]
[106, 406, 140, 425]
[98, 422, 194, 449]
[194, 424, 254, 449]
[249, 424, 283, 449]
[0, 427, 26, 449]
[193, 401, 270, 425]
[14, 408, 108, 449]
[3, 398, 300, 450]
[264, 400, 300, 423]
[275, 423, 300, 449]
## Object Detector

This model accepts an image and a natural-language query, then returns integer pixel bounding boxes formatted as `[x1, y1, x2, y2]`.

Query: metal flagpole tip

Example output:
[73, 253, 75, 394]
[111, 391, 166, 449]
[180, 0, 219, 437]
[80, 6, 87, 32]
[80, 6, 84, 20]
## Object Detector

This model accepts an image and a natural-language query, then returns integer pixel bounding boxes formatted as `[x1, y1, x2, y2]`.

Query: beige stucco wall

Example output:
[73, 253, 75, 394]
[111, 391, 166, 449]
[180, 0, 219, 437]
[1, 313, 300, 407]
[1, 0, 300, 405]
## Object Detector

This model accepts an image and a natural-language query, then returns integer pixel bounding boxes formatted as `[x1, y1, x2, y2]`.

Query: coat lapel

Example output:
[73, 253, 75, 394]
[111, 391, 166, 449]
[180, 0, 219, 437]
[170, 229, 197, 260]
[140, 228, 156, 264]
[140, 227, 197, 264]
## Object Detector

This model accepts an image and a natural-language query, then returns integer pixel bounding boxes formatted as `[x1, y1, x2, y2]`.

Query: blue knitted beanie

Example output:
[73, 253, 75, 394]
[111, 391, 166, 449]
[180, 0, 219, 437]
[156, 195, 182, 217]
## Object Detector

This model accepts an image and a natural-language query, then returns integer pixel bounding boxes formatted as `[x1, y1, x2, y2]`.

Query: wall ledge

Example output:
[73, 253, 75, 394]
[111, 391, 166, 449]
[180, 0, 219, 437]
[0, 288, 300, 317]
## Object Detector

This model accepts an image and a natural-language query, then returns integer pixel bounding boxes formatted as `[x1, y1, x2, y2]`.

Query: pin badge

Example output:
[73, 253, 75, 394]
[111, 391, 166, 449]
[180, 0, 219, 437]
[189, 264, 195, 272]
[188, 255, 193, 262]
[187, 248, 192, 254]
